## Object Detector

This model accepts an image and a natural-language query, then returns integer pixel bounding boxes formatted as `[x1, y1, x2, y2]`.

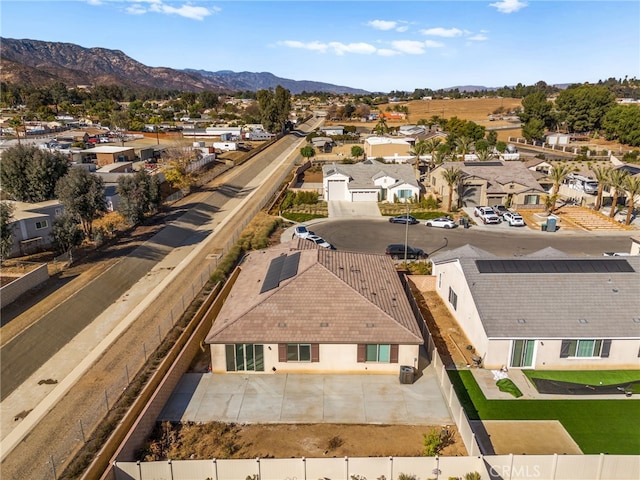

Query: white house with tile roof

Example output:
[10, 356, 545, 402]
[431, 245, 640, 370]
[322, 160, 420, 203]
[205, 244, 424, 374]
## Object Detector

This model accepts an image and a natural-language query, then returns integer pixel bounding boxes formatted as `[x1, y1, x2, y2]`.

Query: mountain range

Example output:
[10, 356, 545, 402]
[0, 37, 369, 95]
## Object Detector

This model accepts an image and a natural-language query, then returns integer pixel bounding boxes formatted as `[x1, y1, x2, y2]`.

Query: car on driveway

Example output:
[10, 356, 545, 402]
[294, 225, 314, 239]
[425, 217, 457, 229]
[474, 206, 500, 224]
[389, 214, 419, 225]
[492, 205, 510, 217]
[503, 212, 526, 227]
[385, 244, 426, 260]
[307, 234, 336, 249]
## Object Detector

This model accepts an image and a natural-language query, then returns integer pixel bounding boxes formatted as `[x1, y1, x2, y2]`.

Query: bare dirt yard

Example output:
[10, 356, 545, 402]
[141, 422, 467, 461]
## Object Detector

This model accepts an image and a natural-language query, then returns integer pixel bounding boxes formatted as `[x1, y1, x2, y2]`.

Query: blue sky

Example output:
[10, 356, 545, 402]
[2, 1, 638, 92]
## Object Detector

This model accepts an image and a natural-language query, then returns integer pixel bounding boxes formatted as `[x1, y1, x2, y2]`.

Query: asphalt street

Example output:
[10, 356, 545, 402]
[306, 218, 634, 258]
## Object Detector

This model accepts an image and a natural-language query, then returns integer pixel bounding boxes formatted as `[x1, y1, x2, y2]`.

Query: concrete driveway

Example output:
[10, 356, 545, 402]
[328, 201, 382, 219]
[159, 364, 451, 425]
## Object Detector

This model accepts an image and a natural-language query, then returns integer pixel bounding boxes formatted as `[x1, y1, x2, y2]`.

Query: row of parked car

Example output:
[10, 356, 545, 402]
[294, 225, 336, 249]
[473, 206, 526, 227]
[388, 214, 458, 229]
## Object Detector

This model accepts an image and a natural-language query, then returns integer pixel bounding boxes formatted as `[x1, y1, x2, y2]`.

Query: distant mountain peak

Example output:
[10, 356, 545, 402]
[0, 37, 369, 94]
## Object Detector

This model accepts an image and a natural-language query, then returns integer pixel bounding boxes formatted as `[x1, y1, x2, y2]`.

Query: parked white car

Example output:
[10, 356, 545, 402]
[474, 206, 500, 224]
[425, 217, 457, 229]
[503, 212, 526, 227]
[307, 235, 336, 249]
[294, 225, 314, 239]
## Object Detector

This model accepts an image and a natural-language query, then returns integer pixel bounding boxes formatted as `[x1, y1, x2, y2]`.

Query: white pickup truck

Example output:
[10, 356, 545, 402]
[473, 206, 500, 224]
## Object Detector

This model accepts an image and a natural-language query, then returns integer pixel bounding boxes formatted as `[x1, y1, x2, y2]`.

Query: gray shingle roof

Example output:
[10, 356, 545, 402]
[434, 246, 640, 339]
[205, 246, 423, 345]
[322, 161, 419, 190]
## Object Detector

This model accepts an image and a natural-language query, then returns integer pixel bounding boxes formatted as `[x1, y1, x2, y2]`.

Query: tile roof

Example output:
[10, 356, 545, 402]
[206, 245, 423, 345]
[433, 245, 640, 339]
[435, 161, 545, 194]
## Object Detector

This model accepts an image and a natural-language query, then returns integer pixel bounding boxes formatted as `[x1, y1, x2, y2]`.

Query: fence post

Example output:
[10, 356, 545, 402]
[79, 420, 85, 443]
[104, 389, 109, 411]
[50, 454, 57, 479]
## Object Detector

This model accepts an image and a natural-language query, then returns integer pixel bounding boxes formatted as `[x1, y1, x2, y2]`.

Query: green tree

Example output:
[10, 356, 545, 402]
[555, 84, 616, 132]
[350, 145, 365, 160]
[373, 116, 388, 135]
[0, 201, 15, 261]
[441, 166, 463, 212]
[454, 135, 473, 160]
[589, 164, 612, 211]
[117, 170, 161, 225]
[0, 145, 69, 202]
[607, 169, 630, 218]
[300, 145, 316, 162]
[198, 91, 219, 110]
[622, 175, 640, 225]
[163, 147, 198, 193]
[521, 118, 545, 143]
[50, 213, 85, 254]
[8, 116, 24, 145]
[602, 104, 640, 147]
[55, 168, 106, 238]
[519, 91, 555, 129]
[486, 130, 498, 146]
[256, 85, 291, 133]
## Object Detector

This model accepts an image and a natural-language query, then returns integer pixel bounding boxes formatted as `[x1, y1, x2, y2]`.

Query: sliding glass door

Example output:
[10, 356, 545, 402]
[510, 340, 535, 368]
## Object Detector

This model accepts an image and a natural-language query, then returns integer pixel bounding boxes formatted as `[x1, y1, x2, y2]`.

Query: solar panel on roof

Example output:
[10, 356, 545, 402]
[463, 161, 503, 167]
[280, 252, 300, 282]
[476, 259, 635, 274]
[260, 255, 287, 293]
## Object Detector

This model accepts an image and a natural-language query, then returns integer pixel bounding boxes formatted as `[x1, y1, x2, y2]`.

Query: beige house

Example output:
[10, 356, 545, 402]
[429, 161, 545, 208]
[364, 136, 413, 162]
[205, 243, 424, 374]
[431, 245, 640, 370]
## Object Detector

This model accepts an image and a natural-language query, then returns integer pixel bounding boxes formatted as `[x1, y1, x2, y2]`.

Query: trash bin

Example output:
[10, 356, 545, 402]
[463, 217, 470, 229]
[399, 365, 415, 384]
[541, 223, 547, 231]
[546, 217, 557, 232]
[459, 218, 465, 226]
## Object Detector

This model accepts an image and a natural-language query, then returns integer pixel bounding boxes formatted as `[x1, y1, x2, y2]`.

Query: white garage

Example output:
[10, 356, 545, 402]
[351, 190, 379, 202]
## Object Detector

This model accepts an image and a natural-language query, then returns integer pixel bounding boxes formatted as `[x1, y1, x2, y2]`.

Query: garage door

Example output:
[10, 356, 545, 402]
[351, 190, 378, 202]
[327, 180, 347, 201]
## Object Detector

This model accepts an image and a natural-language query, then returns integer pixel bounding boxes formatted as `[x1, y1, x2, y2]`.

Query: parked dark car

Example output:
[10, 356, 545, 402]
[389, 214, 419, 225]
[385, 244, 426, 260]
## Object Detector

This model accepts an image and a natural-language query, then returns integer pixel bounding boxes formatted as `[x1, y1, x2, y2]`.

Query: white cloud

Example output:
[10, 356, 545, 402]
[367, 20, 398, 31]
[377, 49, 399, 57]
[97, 1, 218, 21]
[391, 40, 427, 55]
[424, 40, 445, 48]
[468, 34, 488, 41]
[328, 42, 377, 56]
[489, 0, 528, 14]
[420, 27, 464, 38]
[280, 40, 329, 53]
[366, 19, 410, 33]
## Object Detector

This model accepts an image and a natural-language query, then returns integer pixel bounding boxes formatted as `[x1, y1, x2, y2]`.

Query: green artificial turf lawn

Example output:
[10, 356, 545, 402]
[449, 369, 640, 454]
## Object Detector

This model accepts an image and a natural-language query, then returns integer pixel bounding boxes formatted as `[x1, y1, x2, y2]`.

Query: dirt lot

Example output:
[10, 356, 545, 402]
[142, 422, 466, 461]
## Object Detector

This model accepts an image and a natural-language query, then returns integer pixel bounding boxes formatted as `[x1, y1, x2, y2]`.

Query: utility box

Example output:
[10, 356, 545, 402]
[546, 217, 557, 232]
[399, 365, 415, 384]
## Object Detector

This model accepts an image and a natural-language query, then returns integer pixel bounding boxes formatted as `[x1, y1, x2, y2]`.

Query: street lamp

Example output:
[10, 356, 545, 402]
[404, 201, 409, 263]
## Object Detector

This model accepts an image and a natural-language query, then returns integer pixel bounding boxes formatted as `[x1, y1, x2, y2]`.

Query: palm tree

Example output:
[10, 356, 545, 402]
[475, 149, 494, 162]
[442, 166, 463, 212]
[589, 164, 612, 211]
[373, 116, 388, 135]
[548, 163, 575, 197]
[423, 137, 442, 176]
[8, 117, 23, 146]
[454, 136, 473, 161]
[608, 169, 630, 218]
[622, 175, 640, 225]
[410, 140, 428, 177]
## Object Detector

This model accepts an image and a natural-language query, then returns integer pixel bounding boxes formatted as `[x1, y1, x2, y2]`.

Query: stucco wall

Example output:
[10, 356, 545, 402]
[0, 263, 49, 307]
[210, 343, 420, 374]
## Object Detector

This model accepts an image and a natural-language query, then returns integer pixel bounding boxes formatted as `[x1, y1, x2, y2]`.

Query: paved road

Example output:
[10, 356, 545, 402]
[307, 218, 634, 258]
[0, 128, 311, 400]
